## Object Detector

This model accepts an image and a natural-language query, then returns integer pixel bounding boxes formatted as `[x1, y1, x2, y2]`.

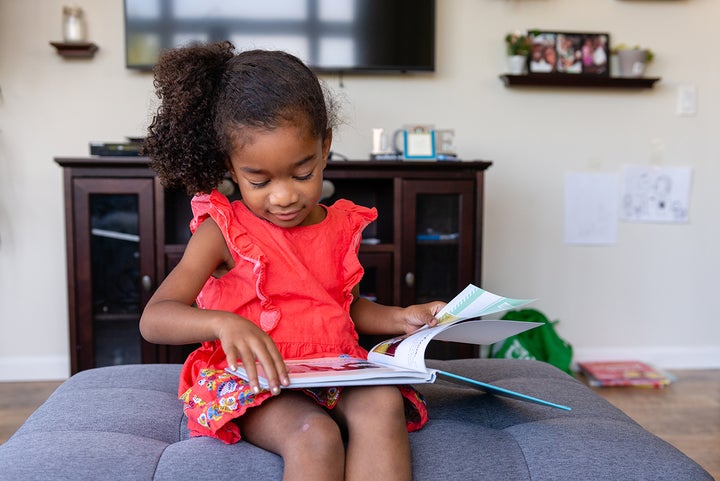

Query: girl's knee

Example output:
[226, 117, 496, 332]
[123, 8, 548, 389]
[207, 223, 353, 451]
[342, 386, 406, 424]
[289, 412, 344, 456]
[279, 412, 346, 479]
[372, 386, 405, 414]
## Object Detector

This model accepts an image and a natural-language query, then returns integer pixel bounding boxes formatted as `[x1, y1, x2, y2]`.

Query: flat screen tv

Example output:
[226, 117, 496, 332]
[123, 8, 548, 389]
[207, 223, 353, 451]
[124, 0, 435, 73]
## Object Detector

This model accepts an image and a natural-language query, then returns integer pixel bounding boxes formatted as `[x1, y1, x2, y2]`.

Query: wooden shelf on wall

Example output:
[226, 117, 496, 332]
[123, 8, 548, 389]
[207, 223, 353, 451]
[50, 42, 99, 58]
[499, 74, 660, 89]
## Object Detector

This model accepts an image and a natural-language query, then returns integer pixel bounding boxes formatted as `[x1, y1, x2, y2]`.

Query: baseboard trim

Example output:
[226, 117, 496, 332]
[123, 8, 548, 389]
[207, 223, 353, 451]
[573, 346, 720, 370]
[0, 356, 70, 382]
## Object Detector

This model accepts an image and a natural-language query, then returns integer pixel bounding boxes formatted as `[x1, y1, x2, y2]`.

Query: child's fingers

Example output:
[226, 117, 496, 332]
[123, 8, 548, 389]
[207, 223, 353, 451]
[225, 349, 238, 372]
[254, 341, 288, 395]
[269, 345, 289, 386]
[405, 301, 446, 332]
[254, 353, 280, 395]
[235, 347, 262, 394]
[429, 300, 447, 317]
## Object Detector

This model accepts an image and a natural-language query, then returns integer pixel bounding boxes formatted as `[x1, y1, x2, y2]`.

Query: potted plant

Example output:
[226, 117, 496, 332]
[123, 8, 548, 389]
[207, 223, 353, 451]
[505, 31, 531, 75]
[611, 44, 654, 78]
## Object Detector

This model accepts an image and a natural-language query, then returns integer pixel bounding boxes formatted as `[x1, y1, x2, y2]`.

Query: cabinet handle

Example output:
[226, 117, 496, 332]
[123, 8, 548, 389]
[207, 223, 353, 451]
[404, 272, 415, 288]
[141, 275, 153, 292]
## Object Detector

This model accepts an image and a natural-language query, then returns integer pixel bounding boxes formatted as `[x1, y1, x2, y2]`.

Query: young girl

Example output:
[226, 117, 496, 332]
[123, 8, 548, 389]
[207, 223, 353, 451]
[140, 41, 445, 481]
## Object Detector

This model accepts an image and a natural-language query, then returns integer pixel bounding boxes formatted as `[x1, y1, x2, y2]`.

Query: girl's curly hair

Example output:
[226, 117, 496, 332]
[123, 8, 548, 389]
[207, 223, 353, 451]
[143, 41, 336, 194]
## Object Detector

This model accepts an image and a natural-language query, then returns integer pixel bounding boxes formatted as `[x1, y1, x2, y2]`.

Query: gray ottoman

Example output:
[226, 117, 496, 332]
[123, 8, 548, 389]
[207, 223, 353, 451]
[0, 360, 712, 480]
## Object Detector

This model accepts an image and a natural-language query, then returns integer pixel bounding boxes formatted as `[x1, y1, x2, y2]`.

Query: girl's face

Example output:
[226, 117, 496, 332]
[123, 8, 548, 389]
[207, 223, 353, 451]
[228, 122, 331, 228]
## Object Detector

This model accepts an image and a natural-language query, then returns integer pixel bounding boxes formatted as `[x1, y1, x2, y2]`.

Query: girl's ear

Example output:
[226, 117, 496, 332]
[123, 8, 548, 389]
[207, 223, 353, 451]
[226, 163, 239, 184]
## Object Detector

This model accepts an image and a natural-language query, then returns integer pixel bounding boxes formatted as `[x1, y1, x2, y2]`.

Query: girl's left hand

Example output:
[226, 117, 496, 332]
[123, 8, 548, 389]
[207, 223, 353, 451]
[402, 301, 446, 334]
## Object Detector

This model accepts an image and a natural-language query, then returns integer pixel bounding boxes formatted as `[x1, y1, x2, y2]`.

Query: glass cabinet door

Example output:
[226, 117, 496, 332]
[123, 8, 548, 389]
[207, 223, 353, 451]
[72, 178, 156, 371]
[401, 180, 476, 359]
[400, 180, 475, 305]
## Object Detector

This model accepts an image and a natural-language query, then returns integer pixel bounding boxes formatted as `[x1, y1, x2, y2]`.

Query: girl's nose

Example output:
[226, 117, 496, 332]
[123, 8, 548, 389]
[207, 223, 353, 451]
[269, 182, 298, 207]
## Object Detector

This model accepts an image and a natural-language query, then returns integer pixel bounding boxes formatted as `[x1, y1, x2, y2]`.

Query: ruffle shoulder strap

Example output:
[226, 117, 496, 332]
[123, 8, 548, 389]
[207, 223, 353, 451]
[190, 190, 281, 332]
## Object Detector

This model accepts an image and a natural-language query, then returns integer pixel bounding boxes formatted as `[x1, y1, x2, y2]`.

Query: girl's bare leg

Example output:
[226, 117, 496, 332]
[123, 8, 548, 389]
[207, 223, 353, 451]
[332, 385, 412, 481]
[237, 391, 345, 481]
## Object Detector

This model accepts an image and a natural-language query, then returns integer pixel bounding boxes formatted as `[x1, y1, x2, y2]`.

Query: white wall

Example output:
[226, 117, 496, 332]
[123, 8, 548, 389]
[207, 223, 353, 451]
[1, 0, 718, 381]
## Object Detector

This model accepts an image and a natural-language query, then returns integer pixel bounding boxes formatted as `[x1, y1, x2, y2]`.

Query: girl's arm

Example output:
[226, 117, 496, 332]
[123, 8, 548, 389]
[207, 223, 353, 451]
[349, 285, 445, 336]
[139, 218, 288, 394]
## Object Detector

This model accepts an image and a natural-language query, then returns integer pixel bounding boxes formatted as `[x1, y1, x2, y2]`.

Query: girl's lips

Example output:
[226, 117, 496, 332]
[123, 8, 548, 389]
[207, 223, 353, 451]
[272, 210, 300, 222]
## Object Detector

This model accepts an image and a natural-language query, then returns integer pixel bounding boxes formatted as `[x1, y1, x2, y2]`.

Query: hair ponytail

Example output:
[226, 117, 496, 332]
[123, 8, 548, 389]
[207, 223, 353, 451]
[144, 41, 235, 194]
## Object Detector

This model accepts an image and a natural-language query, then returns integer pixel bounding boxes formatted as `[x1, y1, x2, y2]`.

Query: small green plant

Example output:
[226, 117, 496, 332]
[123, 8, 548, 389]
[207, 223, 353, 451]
[505, 31, 531, 56]
[611, 44, 655, 62]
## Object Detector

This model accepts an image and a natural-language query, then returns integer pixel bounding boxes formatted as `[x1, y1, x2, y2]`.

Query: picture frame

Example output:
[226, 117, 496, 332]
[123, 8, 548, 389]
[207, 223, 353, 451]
[528, 31, 610, 76]
[402, 125, 436, 160]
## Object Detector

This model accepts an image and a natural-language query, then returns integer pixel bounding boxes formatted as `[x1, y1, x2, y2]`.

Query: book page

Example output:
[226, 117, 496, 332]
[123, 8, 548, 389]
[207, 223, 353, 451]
[435, 284, 534, 325]
[368, 319, 541, 371]
[228, 357, 433, 389]
[369, 285, 535, 371]
[432, 319, 542, 344]
[368, 326, 448, 371]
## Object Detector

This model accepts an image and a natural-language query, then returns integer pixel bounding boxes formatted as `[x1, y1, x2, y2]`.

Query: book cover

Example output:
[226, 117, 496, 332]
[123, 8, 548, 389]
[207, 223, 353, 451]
[578, 360, 674, 388]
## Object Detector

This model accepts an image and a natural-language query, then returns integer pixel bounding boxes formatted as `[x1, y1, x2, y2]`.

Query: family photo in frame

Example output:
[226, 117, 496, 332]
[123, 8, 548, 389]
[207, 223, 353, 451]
[528, 31, 609, 76]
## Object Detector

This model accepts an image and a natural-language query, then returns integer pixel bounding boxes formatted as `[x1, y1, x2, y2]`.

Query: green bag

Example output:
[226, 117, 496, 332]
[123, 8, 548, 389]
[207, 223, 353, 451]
[492, 309, 574, 375]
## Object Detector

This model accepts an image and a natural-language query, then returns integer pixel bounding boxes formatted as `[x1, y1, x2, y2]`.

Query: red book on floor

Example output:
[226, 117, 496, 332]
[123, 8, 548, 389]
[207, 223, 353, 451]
[578, 360, 674, 388]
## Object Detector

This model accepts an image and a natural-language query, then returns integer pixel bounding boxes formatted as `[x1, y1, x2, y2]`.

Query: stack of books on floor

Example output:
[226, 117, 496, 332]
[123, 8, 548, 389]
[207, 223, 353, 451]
[578, 360, 675, 388]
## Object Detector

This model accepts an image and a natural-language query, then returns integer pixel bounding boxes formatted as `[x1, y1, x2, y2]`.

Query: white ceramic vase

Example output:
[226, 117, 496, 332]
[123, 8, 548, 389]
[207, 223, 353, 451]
[616, 49, 648, 78]
[507, 55, 527, 75]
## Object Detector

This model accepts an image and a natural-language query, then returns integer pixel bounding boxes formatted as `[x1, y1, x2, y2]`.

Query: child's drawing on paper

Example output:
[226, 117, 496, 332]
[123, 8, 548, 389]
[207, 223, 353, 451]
[620, 165, 692, 223]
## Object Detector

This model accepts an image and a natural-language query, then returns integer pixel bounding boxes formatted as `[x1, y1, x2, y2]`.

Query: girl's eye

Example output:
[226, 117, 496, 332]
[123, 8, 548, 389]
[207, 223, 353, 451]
[295, 172, 314, 181]
[248, 180, 269, 188]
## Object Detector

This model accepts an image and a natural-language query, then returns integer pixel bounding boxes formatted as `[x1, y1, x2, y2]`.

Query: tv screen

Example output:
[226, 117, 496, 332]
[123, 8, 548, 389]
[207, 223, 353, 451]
[124, 0, 435, 73]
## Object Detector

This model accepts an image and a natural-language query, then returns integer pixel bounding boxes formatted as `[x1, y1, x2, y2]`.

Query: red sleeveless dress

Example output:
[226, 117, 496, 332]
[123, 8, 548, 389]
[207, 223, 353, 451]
[178, 190, 428, 443]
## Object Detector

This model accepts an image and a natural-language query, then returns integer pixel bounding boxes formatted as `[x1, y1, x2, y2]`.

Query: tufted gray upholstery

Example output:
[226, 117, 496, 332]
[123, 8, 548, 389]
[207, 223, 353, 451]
[0, 360, 712, 480]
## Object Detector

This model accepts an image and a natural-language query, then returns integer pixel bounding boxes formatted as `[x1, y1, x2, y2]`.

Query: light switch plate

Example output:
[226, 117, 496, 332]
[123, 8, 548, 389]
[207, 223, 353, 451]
[677, 84, 697, 116]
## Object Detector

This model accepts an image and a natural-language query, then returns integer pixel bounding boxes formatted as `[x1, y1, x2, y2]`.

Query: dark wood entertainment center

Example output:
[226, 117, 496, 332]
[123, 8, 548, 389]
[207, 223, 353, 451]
[56, 157, 492, 374]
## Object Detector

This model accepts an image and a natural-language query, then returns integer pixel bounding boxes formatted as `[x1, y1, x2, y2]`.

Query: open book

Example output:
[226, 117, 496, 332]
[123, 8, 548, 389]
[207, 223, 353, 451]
[226, 284, 571, 411]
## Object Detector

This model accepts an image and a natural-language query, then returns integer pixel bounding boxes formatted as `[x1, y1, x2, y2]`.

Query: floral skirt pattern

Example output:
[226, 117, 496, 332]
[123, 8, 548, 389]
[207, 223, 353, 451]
[180, 368, 429, 444]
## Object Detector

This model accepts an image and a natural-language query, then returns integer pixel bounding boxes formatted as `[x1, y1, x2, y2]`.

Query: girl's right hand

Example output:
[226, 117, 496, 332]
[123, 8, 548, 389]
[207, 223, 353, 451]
[214, 314, 289, 395]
